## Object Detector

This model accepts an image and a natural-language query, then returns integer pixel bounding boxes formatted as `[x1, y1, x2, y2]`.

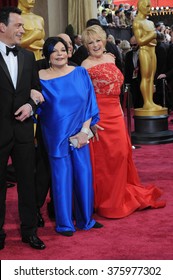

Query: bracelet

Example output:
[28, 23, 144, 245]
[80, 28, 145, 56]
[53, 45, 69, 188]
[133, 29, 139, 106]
[80, 127, 89, 135]
[26, 103, 34, 116]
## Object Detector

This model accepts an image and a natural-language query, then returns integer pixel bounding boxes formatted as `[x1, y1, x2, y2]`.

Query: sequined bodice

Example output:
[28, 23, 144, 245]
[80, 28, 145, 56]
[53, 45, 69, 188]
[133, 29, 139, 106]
[87, 63, 124, 96]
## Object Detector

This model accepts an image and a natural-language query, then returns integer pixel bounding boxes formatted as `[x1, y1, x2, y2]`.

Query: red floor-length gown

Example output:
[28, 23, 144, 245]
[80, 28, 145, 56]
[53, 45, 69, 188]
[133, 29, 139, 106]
[87, 63, 166, 218]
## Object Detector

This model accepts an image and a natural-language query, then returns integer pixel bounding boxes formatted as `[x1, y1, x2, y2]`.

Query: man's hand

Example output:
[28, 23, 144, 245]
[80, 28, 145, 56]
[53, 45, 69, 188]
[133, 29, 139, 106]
[157, 73, 166, 79]
[14, 104, 32, 122]
[30, 89, 45, 105]
[106, 52, 115, 59]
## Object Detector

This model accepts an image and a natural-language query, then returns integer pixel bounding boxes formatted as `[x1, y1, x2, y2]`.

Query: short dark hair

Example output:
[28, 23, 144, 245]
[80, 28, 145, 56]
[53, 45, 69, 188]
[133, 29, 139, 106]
[115, 10, 120, 15]
[74, 34, 79, 39]
[43, 36, 68, 61]
[102, 9, 107, 14]
[155, 21, 164, 28]
[0, 6, 21, 26]
[86, 18, 101, 27]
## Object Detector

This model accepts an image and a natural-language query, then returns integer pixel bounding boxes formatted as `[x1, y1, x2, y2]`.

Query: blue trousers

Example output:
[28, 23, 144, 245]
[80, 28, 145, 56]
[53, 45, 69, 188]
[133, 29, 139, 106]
[49, 145, 95, 232]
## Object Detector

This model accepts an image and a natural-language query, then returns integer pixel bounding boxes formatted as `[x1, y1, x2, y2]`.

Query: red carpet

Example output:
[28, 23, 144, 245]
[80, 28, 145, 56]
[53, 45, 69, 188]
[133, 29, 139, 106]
[1, 116, 173, 260]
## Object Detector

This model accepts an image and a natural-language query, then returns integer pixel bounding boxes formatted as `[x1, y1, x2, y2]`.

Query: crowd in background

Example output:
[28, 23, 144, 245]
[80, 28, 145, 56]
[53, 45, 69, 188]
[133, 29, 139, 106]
[97, 1, 137, 28]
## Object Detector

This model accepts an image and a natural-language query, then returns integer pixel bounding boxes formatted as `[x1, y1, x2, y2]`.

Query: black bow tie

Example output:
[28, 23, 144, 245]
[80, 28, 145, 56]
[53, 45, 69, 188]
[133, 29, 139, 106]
[6, 46, 18, 56]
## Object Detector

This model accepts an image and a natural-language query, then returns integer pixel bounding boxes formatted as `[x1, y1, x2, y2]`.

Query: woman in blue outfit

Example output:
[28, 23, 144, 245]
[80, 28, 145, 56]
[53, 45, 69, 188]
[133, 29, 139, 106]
[38, 37, 103, 236]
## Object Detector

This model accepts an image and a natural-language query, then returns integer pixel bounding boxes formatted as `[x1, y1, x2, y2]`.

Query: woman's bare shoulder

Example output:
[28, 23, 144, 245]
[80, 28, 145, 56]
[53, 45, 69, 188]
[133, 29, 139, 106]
[39, 69, 49, 79]
[81, 58, 92, 69]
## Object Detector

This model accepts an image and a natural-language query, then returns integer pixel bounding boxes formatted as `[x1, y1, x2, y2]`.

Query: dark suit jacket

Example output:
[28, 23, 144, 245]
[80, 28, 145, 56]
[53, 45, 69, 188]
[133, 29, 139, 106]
[124, 50, 140, 84]
[124, 50, 143, 108]
[155, 42, 168, 78]
[0, 47, 41, 148]
[166, 43, 173, 88]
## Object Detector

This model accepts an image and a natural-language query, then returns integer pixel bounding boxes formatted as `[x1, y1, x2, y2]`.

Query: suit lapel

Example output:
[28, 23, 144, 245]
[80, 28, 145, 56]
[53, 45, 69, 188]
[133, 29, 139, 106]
[0, 53, 14, 85]
[16, 50, 24, 89]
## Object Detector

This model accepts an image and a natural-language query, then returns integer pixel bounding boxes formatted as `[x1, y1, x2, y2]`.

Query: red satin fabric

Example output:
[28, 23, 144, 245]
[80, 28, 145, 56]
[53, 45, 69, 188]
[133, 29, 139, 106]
[88, 63, 166, 218]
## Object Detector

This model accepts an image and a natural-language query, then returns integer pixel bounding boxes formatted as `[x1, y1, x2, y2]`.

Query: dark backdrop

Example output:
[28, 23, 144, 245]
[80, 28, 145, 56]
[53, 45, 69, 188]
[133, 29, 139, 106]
[0, 0, 17, 8]
[149, 14, 173, 26]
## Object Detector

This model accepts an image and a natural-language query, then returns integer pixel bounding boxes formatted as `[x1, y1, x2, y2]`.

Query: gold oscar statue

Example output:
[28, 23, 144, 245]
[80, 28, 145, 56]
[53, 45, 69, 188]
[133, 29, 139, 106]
[133, 0, 167, 116]
[18, 0, 45, 60]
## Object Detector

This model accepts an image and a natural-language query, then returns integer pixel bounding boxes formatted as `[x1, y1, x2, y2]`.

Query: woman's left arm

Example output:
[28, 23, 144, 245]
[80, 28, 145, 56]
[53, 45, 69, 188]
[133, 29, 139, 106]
[70, 119, 91, 148]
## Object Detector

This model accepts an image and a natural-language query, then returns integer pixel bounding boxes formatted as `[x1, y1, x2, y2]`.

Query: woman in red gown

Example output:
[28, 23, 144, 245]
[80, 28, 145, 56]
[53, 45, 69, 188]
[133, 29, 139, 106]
[81, 25, 166, 218]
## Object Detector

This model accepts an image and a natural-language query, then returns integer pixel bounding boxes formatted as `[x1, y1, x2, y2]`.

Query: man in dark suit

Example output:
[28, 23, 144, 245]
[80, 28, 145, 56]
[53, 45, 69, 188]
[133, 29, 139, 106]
[124, 35, 143, 108]
[0, 6, 45, 250]
[157, 25, 173, 110]
[154, 37, 169, 107]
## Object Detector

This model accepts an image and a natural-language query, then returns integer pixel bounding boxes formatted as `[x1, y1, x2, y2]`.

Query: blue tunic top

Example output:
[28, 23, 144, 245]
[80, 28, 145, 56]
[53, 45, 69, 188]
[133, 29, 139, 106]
[39, 66, 99, 157]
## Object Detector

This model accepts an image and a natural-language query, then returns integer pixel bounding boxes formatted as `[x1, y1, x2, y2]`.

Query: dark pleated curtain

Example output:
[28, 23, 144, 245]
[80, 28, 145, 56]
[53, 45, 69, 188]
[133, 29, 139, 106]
[0, 0, 18, 8]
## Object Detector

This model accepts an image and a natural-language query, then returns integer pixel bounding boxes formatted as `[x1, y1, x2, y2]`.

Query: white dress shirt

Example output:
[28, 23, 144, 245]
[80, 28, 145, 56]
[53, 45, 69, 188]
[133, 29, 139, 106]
[0, 41, 18, 88]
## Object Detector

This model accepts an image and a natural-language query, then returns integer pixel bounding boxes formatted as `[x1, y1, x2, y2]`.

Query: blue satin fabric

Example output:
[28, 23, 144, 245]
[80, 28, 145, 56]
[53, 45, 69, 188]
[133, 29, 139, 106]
[39, 67, 99, 157]
[49, 145, 95, 232]
[39, 67, 99, 232]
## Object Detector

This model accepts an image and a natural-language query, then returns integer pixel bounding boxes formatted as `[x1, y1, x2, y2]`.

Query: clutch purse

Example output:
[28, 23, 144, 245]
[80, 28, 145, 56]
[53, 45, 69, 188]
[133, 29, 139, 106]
[69, 129, 94, 148]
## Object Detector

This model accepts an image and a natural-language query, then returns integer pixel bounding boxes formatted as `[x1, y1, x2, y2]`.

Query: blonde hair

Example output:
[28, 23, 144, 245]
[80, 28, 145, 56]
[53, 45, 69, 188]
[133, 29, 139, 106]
[107, 34, 115, 44]
[82, 25, 107, 48]
[119, 40, 131, 50]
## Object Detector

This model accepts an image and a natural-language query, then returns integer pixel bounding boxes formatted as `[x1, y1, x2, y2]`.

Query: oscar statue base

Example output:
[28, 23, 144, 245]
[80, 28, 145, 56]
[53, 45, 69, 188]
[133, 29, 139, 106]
[133, 107, 168, 117]
[131, 112, 173, 145]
